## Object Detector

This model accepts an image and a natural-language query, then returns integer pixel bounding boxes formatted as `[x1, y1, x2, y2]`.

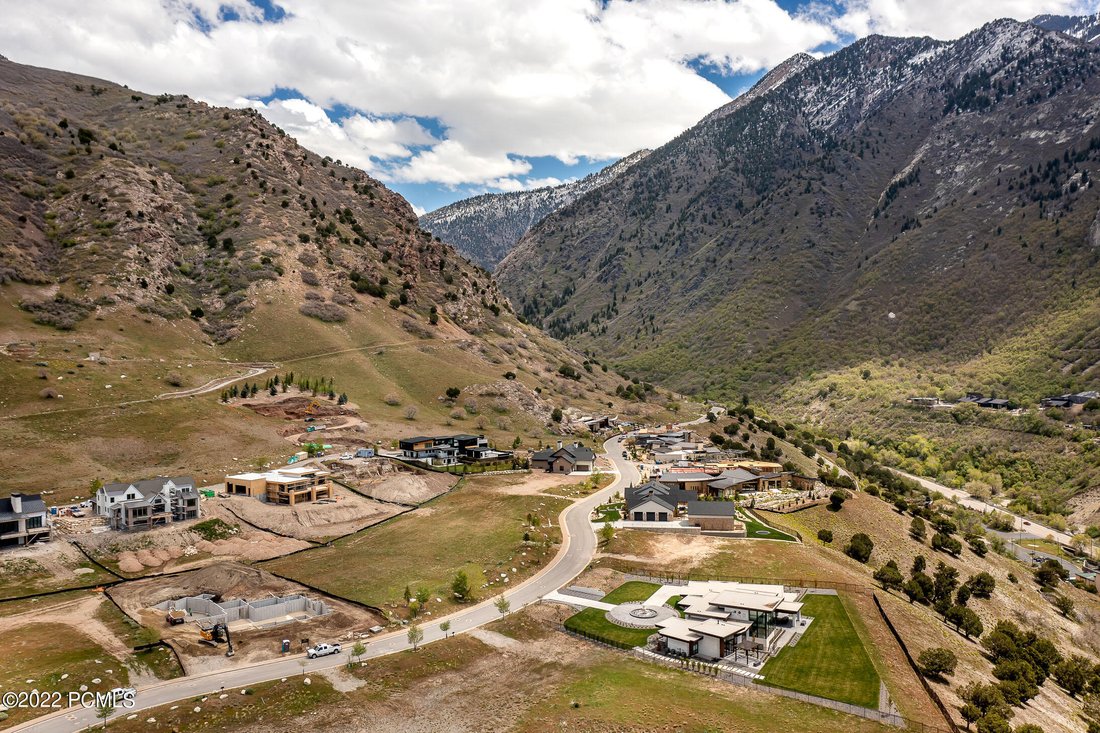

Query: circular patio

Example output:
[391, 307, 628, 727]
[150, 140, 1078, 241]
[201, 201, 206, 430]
[606, 602, 677, 628]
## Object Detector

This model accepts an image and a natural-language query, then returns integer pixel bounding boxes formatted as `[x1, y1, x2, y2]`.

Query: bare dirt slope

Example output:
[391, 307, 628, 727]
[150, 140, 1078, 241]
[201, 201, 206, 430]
[217, 489, 401, 541]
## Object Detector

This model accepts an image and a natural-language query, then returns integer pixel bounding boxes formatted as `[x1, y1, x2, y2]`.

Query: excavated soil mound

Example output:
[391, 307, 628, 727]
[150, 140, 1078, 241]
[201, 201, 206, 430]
[337, 461, 456, 505]
[243, 395, 354, 420]
[218, 490, 401, 541]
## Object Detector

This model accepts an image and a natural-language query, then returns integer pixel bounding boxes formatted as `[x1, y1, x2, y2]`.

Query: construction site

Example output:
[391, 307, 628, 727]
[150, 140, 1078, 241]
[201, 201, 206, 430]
[110, 563, 387, 671]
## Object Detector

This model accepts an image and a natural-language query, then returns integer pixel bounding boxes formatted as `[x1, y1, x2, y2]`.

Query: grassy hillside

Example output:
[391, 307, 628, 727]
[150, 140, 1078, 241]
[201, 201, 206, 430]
[0, 57, 683, 502]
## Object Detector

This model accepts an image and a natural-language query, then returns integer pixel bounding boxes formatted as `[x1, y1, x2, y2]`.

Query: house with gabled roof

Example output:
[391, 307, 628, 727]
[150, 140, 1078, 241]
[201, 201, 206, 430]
[531, 442, 596, 474]
[624, 480, 697, 522]
[94, 476, 200, 531]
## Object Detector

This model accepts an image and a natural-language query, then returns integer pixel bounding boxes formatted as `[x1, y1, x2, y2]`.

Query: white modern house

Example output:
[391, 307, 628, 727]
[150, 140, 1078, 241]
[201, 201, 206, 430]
[656, 582, 805, 661]
[94, 476, 200, 531]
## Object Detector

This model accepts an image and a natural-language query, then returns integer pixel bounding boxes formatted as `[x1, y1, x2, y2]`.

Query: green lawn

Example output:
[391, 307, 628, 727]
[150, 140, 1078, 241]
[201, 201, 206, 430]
[595, 503, 623, 522]
[600, 581, 661, 605]
[761, 594, 880, 709]
[666, 594, 686, 616]
[261, 479, 569, 616]
[563, 607, 655, 649]
[740, 509, 797, 541]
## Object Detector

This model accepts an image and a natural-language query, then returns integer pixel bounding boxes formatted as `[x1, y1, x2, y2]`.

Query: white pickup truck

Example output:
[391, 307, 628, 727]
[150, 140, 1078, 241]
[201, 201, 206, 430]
[306, 642, 341, 659]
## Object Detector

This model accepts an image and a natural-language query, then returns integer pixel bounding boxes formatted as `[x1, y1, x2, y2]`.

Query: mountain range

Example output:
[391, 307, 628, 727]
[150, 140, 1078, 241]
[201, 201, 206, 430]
[418, 149, 649, 270]
[495, 17, 1100, 405]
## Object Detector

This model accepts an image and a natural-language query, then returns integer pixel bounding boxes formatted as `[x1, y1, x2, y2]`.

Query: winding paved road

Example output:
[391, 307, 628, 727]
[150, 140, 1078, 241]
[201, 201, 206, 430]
[12, 435, 641, 733]
[887, 467, 1073, 546]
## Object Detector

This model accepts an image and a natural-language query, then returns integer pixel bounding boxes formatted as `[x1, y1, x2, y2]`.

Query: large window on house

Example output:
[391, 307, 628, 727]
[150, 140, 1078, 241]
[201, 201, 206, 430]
[25, 515, 43, 530]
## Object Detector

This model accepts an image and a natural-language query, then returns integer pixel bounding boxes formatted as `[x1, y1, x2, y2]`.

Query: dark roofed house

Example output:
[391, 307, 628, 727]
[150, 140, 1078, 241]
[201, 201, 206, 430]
[0, 492, 50, 548]
[685, 501, 743, 533]
[658, 472, 717, 493]
[531, 442, 596, 474]
[624, 480, 697, 521]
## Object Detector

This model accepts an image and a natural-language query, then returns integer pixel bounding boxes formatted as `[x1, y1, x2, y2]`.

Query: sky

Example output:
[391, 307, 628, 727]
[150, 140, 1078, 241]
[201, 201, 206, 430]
[0, 0, 1097, 214]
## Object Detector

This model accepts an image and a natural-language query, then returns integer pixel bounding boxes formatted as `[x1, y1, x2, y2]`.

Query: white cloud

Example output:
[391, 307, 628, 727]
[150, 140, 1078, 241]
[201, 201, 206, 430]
[1, 0, 1096, 190]
[834, 0, 1099, 39]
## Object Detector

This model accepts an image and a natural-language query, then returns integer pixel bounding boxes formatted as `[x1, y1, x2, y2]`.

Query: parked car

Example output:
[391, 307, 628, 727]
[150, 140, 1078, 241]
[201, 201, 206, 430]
[304, 417, 315, 422]
[306, 642, 341, 659]
[339, 453, 354, 460]
[108, 687, 136, 703]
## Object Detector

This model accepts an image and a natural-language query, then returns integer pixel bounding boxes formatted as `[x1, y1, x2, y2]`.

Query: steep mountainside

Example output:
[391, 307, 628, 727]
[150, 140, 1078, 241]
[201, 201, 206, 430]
[1032, 12, 1100, 43]
[497, 19, 1100, 403]
[418, 149, 649, 270]
[0, 56, 677, 497]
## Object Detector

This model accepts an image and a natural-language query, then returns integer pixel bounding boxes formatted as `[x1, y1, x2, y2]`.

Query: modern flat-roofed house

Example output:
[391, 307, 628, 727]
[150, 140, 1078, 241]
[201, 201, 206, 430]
[450, 434, 513, 463]
[0, 492, 50, 548]
[657, 581, 804, 659]
[224, 466, 332, 505]
[657, 471, 718, 494]
[530, 442, 596, 473]
[399, 436, 459, 466]
[94, 477, 200, 531]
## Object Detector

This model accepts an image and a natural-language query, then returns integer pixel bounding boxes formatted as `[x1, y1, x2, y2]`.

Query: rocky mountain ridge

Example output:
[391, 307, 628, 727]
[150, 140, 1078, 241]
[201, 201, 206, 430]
[496, 17, 1100, 403]
[418, 149, 650, 270]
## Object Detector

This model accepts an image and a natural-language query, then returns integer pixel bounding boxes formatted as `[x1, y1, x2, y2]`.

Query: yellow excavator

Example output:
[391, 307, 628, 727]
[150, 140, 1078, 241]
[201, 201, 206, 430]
[303, 400, 322, 416]
[197, 622, 235, 657]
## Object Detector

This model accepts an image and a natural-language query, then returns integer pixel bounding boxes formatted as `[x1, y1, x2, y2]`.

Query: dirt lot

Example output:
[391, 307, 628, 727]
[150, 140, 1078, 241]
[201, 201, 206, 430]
[0, 540, 116, 598]
[110, 563, 386, 673]
[333, 459, 456, 505]
[215, 487, 403, 542]
[241, 393, 359, 421]
[77, 503, 311, 575]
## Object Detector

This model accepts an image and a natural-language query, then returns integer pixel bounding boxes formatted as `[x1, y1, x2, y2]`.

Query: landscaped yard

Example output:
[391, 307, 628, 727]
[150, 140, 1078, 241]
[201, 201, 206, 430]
[761, 594, 880, 709]
[594, 502, 623, 523]
[600, 580, 660, 604]
[666, 594, 686, 616]
[564, 607, 655, 648]
[261, 477, 570, 615]
[740, 509, 796, 541]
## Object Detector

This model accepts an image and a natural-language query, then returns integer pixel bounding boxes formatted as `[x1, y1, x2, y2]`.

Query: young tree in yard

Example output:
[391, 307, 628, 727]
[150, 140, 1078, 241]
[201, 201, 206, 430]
[910, 516, 927, 541]
[451, 571, 470, 602]
[599, 521, 615, 545]
[415, 587, 430, 606]
[407, 624, 423, 651]
[350, 641, 366, 666]
[494, 595, 511, 617]
[96, 700, 115, 729]
[1052, 593, 1075, 618]
[440, 620, 451, 637]
[829, 490, 847, 510]
[873, 560, 904, 591]
[918, 647, 958, 679]
[844, 533, 874, 563]
[403, 584, 412, 605]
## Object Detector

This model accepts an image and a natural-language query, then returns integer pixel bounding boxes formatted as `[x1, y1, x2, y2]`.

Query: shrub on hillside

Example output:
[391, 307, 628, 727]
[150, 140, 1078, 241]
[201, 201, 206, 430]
[20, 295, 92, 330]
[918, 648, 958, 680]
[300, 270, 320, 286]
[299, 301, 347, 322]
[844, 533, 874, 563]
[817, 529, 833, 543]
